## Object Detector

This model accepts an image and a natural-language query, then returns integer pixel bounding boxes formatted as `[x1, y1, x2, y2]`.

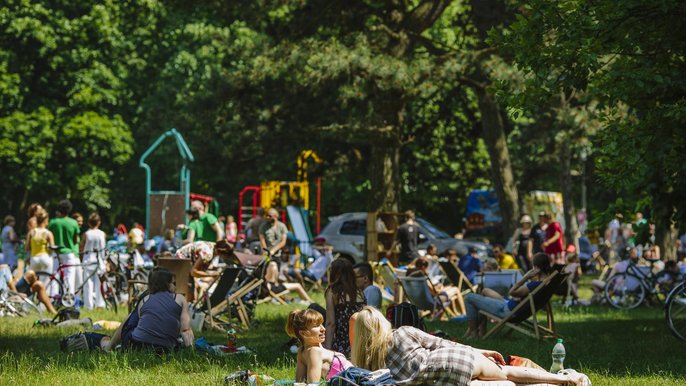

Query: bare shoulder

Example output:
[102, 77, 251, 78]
[175, 293, 186, 307]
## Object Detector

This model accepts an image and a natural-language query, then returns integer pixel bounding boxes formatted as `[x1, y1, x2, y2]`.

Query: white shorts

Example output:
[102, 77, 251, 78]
[29, 253, 54, 273]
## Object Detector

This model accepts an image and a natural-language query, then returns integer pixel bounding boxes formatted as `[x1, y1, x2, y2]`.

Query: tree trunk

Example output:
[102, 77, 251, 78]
[474, 86, 520, 240]
[655, 204, 678, 260]
[368, 130, 401, 212]
[559, 137, 579, 248]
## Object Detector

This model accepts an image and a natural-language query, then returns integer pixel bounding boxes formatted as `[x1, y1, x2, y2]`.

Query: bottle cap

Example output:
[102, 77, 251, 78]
[556, 338, 564, 344]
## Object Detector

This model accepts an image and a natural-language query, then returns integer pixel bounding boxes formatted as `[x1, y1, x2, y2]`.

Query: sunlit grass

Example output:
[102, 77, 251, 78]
[1, 276, 685, 385]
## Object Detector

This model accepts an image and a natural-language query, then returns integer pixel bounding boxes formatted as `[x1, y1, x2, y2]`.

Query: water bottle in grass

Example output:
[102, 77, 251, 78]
[550, 338, 566, 373]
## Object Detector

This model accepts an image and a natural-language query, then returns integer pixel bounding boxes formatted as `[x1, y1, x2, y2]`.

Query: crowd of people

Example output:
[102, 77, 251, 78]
[3, 202, 684, 385]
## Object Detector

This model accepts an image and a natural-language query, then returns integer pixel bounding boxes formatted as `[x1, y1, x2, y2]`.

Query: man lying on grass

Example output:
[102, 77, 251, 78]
[76, 267, 194, 353]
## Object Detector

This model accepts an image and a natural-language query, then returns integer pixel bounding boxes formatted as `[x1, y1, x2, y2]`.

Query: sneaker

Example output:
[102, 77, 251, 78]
[557, 368, 592, 386]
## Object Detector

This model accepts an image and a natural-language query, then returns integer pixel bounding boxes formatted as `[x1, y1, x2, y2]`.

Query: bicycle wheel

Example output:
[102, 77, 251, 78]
[605, 273, 645, 309]
[101, 277, 119, 314]
[35, 271, 65, 308]
[666, 281, 686, 341]
[654, 271, 677, 304]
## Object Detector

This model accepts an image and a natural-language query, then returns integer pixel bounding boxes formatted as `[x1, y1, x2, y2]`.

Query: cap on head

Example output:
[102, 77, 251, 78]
[520, 215, 533, 224]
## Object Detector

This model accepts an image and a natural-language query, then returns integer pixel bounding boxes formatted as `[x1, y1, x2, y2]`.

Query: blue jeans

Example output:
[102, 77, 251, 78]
[464, 293, 509, 321]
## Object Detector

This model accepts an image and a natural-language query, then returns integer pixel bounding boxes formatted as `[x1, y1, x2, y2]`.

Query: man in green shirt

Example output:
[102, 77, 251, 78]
[181, 208, 202, 245]
[48, 200, 81, 295]
[191, 200, 223, 242]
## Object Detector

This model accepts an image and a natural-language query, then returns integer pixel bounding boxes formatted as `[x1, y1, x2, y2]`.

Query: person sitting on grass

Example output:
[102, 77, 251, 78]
[351, 305, 591, 386]
[286, 308, 353, 383]
[1, 264, 57, 315]
[82, 267, 194, 353]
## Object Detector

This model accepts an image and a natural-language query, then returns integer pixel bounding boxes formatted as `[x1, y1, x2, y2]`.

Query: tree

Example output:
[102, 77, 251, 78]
[500, 0, 686, 257]
[0, 1, 137, 215]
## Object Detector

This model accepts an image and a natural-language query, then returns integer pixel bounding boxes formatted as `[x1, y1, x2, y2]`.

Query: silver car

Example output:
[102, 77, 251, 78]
[316, 212, 492, 263]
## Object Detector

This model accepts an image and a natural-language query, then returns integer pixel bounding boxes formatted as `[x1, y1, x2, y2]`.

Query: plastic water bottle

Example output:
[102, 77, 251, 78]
[550, 338, 566, 373]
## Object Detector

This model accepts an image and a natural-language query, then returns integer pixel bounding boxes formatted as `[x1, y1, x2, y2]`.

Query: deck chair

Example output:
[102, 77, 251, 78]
[479, 271, 521, 297]
[256, 258, 290, 305]
[256, 283, 290, 305]
[302, 252, 338, 292]
[194, 267, 242, 331]
[438, 259, 477, 315]
[479, 270, 569, 339]
[399, 275, 456, 319]
[207, 256, 266, 329]
[380, 262, 403, 303]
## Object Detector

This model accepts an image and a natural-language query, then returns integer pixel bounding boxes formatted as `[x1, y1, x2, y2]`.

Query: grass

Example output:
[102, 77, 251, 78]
[1, 275, 685, 386]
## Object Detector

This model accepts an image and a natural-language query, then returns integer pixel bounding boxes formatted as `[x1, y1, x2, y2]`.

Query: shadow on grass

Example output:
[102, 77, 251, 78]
[428, 308, 686, 380]
[0, 312, 296, 374]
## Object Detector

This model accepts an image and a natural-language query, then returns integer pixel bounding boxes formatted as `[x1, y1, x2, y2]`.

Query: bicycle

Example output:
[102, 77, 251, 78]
[35, 246, 119, 313]
[665, 277, 686, 341]
[604, 258, 674, 309]
[0, 289, 42, 317]
[106, 248, 150, 305]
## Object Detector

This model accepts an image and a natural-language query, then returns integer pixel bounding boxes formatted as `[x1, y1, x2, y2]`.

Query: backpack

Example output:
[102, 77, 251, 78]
[52, 307, 80, 324]
[385, 302, 425, 331]
[59, 332, 89, 353]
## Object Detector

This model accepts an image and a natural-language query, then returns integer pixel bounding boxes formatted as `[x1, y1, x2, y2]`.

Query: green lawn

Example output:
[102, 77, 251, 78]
[1, 281, 685, 386]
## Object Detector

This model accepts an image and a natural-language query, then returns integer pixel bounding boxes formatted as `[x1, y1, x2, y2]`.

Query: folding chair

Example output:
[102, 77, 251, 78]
[380, 262, 403, 303]
[194, 267, 242, 331]
[479, 270, 569, 339]
[302, 252, 338, 292]
[438, 259, 477, 315]
[256, 283, 290, 305]
[207, 255, 267, 329]
[479, 271, 520, 297]
[399, 276, 456, 319]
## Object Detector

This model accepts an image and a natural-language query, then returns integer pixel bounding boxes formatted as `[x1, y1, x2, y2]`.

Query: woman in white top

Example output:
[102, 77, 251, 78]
[80, 213, 107, 309]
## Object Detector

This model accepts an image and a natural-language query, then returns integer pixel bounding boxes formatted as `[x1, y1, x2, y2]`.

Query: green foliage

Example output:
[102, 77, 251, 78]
[0, 0, 141, 213]
[499, 0, 686, 226]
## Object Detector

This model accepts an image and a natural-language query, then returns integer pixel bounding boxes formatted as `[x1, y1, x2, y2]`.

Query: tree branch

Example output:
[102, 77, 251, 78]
[405, 0, 454, 34]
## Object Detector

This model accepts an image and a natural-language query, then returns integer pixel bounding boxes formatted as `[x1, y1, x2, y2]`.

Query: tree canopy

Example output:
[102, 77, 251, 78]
[1, 0, 682, 249]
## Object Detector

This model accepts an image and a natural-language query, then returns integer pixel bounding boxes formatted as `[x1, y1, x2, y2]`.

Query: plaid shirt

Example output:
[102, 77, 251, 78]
[386, 326, 475, 385]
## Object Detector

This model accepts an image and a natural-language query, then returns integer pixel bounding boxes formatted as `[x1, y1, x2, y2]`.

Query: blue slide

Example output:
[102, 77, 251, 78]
[287, 205, 313, 257]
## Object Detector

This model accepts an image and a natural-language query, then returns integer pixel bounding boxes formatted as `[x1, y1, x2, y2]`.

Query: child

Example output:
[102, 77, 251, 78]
[80, 213, 107, 309]
[286, 309, 352, 383]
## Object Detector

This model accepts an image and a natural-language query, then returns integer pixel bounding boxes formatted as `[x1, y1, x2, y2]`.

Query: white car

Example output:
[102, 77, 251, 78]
[316, 212, 492, 263]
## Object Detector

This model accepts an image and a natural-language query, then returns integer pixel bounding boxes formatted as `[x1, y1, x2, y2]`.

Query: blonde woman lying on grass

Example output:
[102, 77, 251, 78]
[350, 306, 590, 386]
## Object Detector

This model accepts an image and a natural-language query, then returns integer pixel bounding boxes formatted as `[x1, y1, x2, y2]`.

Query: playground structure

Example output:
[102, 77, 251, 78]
[139, 129, 219, 238]
[238, 150, 322, 257]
